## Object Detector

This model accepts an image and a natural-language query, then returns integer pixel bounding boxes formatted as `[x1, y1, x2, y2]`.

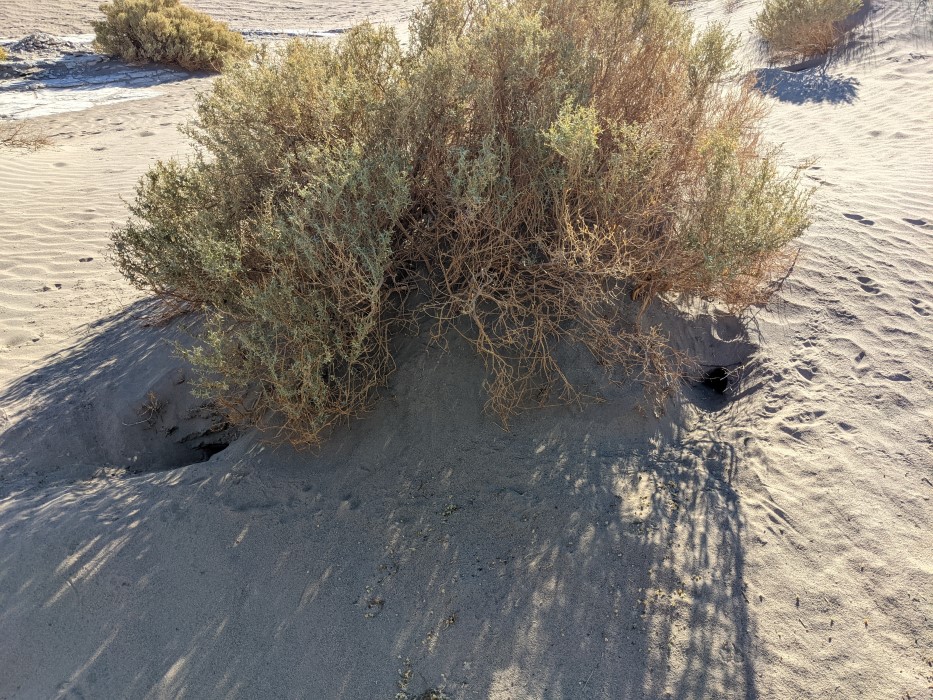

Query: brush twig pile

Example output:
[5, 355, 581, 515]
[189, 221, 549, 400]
[0, 121, 51, 150]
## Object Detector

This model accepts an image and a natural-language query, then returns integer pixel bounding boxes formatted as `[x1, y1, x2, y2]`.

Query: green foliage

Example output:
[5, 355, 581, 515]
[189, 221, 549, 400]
[113, 0, 811, 444]
[755, 0, 862, 58]
[92, 0, 251, 71]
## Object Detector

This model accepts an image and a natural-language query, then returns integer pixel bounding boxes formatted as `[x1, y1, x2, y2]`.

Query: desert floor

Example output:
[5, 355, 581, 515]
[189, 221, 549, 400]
[1, 1, 931, 698]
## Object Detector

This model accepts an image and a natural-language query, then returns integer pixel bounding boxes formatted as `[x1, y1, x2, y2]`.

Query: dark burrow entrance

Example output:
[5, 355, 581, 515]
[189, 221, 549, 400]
[115, 366, 240, 474]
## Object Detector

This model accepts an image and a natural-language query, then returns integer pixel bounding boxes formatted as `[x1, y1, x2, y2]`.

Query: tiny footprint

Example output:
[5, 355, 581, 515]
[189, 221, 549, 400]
[139, 130, 155, 137]
[903, 218, 928, 227]
[796, 365, 816, 381]
[908, 298, 929, 316]
[91, 146, 107, 152]
[79, 257, 94, 263]
[832, 306, 857, 322]
[844, 213, 875, 226]
[779, 426, 805, 440]
[856, 275, 880, 294]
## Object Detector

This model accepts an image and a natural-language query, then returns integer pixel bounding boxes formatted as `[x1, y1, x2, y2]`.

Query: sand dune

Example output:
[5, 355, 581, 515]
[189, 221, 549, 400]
[1, 1, 931, 698]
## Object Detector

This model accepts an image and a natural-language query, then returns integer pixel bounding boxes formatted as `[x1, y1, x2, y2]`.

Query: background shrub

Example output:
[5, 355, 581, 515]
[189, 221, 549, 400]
[755, 0, 862, 58]
[0, 47, 7, 62]
[113, 0, 810, 444]
[93, 0, 251, 71]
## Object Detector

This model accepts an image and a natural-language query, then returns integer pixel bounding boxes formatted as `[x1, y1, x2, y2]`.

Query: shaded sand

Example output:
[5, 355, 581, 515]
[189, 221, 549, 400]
[1, 1, 932, 698]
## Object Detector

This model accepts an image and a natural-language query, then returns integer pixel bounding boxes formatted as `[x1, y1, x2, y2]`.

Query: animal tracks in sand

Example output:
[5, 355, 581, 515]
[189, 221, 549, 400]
[844, 212, 875, 226]
[795, 362, 819, 382]
[856, 275, 881, 294]
[908, 298, 929, 316]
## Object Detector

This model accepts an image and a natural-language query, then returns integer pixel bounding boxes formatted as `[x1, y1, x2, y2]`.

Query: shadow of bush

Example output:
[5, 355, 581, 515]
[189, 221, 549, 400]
[755, 67, 860, 104]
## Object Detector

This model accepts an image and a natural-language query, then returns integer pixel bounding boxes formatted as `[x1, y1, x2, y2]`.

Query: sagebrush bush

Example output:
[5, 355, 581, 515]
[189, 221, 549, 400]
[755, 0, 862, 58]
[93, 0, 251, 71]
[0, 47, 8, 62]
[113, 0, 810, 444]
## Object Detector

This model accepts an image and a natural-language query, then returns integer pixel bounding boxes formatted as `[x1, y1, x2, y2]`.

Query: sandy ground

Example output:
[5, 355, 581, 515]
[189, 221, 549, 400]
[0, 0, 416, 37]
[1, 1, 931, 699]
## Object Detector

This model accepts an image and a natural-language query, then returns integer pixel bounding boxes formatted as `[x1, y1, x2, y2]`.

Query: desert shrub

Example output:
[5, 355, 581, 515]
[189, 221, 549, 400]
[92, 0, 251, 71]
[755, 0, 862, 58]
[113, 33, 409, 438]
[113, 0, 810, 444]
[0, 47, 7, 62]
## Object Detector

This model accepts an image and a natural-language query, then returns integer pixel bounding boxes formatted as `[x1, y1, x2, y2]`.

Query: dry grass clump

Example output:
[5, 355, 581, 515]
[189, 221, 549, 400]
[93, 0, 251, 71]
[0, 47, 8, 62]
[755, 0, 862, 59]
[113, 0, 810, 444]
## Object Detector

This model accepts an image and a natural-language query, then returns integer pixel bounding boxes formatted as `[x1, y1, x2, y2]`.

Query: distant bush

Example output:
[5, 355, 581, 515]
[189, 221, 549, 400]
[755, 0, 862, 58]
[113, 0, 810, 444]
[92, 0, 251, 71]
[0, 47, 7, 62]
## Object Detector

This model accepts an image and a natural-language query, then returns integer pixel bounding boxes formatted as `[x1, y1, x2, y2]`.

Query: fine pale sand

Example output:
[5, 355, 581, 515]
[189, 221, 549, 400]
[1, 1, 931, 698]
[0, 0, 417, 37]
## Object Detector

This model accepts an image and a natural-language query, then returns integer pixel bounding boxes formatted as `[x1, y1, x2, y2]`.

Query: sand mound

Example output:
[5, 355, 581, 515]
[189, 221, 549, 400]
[0, 303, 757, 698]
